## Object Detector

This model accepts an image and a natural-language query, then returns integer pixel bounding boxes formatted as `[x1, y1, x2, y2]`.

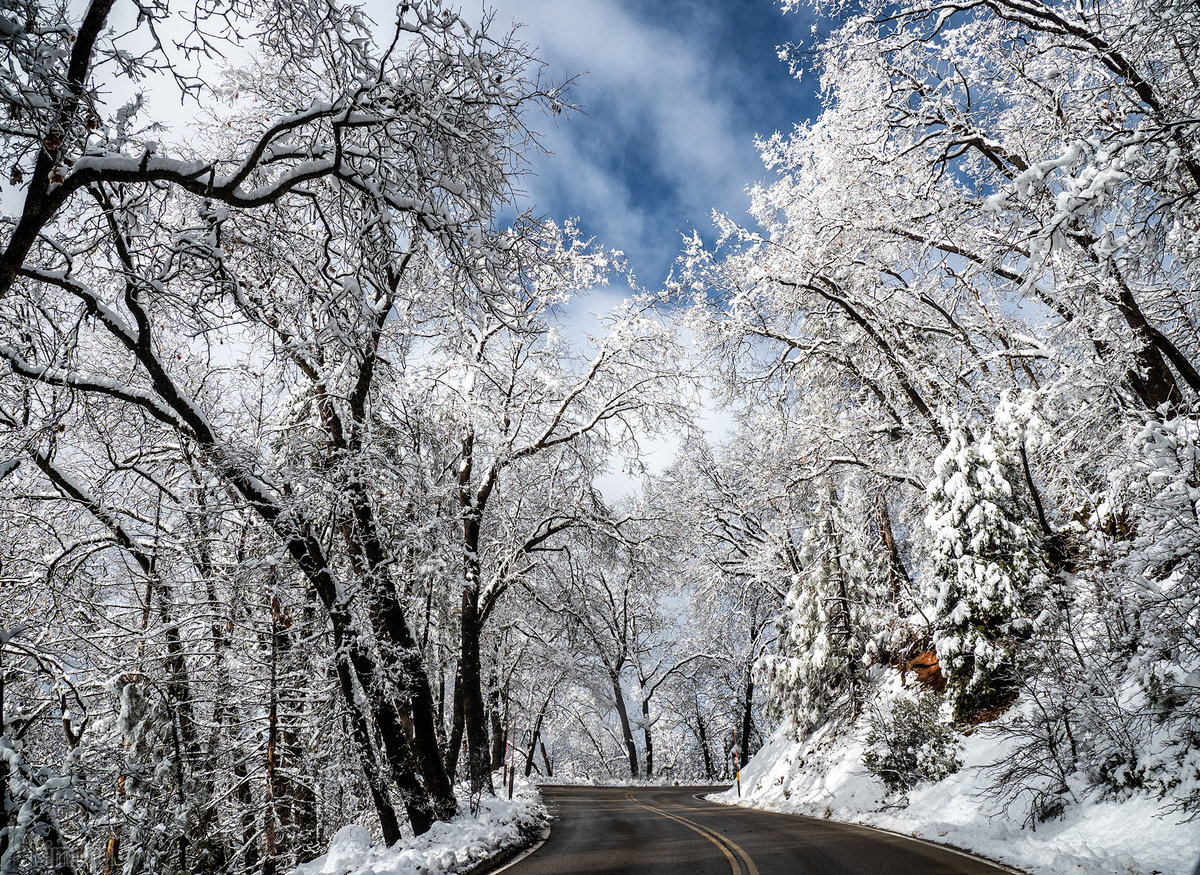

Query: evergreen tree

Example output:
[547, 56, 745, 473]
[924, 425, 1047, 719]
[757, 493, 875, 733]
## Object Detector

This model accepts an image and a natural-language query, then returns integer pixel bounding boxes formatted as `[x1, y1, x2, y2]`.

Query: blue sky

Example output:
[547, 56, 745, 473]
[482, 0, 823, 287]
[460, 0, 828, 490]
[0, 1, 824, 291]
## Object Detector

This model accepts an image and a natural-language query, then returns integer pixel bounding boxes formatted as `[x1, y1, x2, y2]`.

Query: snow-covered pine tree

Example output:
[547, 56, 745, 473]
[924, 423, 1047, 720]
[757, 491, 875, 734]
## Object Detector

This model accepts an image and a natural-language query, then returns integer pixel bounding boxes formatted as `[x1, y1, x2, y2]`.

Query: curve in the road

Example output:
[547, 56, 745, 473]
[625, 794, 759, 875]
[501, 785, 1021, 875]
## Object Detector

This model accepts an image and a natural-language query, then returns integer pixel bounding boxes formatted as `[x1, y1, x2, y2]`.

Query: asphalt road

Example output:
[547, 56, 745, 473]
[502, 785, 1017, 875]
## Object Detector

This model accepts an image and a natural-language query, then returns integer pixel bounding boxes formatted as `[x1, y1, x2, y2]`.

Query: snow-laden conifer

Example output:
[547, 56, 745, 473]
[924, 424, 1047, 719]
[758, 494, 878, 733]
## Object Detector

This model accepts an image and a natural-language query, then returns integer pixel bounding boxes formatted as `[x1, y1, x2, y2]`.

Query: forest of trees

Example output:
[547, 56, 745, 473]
[1, 0, 1197, 872]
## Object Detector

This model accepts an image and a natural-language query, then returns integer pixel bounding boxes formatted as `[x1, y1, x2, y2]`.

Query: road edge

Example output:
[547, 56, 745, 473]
[462, 821, 551, 875]
[701, 793, 1029, 875]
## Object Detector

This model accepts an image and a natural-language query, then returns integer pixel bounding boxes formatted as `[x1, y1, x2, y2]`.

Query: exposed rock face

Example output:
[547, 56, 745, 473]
[903, 651, 947, 693]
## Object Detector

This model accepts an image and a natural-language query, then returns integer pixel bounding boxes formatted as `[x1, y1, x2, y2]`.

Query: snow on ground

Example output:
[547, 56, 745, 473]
[290, 778, 546, 875]
[714, 707, 1200, 875]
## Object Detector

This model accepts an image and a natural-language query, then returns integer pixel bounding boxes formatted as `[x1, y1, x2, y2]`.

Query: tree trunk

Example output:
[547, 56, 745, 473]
[524, 690, 553, 777]
[30, 452, 216, 859]
[264, 599, 281, 875]
[825, 492, 862, 716]
[739, 675, 755, 768]
[524, 726, 542, 777]
[445, 666, 466, 782]
[157, 587, 198, 761]
[460, 587, 494, 794]
[695, 705, 714, 781]
[641, 696, 654, 778]
[157, 369, 454, 836]
[232, 749, 260, 873]
[610, 673, 639, 778]
[436, 672, 446, 748]
[1, 643, 9, 866]
[325, 632, 402, 843]
[265, 596, 319, 868]
[832, 557, 861, 715]
[1101, 265, 1193, 411]
[47, 382, 432, 839]
[489, 675, 506, 771]
[349, 607, 445, 836]
[876, 494, 911, 602]
[458, 430, 497, 796]
[344, 482, 457, 828]
[23, 188, 429, 839]
[193, 522, 243, 872]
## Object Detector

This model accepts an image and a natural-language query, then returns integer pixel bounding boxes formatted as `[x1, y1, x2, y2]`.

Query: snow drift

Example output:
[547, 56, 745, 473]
[715, 685, 1200, 875]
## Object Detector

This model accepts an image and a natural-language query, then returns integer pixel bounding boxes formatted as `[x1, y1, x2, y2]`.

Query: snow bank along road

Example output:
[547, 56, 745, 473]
[500, 786, 1019, 874]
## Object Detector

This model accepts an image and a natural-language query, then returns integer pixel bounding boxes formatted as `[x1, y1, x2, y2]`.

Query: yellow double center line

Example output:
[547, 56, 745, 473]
[625, 794, 760, 875]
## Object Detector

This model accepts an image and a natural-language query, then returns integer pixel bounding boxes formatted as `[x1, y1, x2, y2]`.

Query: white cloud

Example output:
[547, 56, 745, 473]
[496, 0, 760, 208]
[516, 129, 650, 259]
[472, 0, 767, 285]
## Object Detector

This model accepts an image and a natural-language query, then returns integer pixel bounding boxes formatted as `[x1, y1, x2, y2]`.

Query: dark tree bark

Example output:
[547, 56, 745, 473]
[524, 715, 544, 777]
[0, 637, 9, 867]
[232, 752, 260, 873]
[445, 666, 466, 782]
[641, 696, 654, 778]
[341, 468, 456, 830]
[876, 494, 911, 602]
[823, 493, 862, 717]
[695, 704, 714, 781]
[610, 673, 640, 778]
[457, 429, 498, 795]
[264, 595, 320, 871]
[489, 674, 506, 771]
[459, 589, 494, 794]
[520, 681, 557, 777]
[739, 678, 755, 769]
